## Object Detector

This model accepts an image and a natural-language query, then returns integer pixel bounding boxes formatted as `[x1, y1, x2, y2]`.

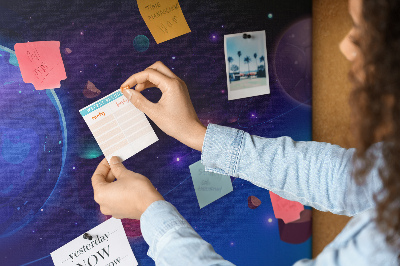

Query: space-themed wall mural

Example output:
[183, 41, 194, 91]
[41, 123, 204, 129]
[0, 0, 312, 265]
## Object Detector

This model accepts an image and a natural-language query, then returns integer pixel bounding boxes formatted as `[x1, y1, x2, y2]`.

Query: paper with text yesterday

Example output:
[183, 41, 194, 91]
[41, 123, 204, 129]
[79, 89, 158, 162]
[51, 218, 137, 266]
[189, 160, 233, 208]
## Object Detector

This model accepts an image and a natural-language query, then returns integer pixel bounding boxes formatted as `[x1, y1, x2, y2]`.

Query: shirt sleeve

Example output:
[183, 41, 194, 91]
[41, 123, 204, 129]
[201, 124, 384, 216]
[140, 200, 236, 266]
[292, 209, 399, 266]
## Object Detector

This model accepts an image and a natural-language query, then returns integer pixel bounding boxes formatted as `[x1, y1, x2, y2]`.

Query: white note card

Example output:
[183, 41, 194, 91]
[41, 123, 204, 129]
[79, 89, 158, 162]
[51, 218, 137, 266]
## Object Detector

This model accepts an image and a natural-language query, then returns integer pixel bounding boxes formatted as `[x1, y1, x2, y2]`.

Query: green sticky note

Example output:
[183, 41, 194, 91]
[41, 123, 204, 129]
[189, 160, 233, 209]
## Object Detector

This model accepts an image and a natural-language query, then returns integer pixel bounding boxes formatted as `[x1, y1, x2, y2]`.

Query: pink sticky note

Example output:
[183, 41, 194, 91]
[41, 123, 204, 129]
[14, 41, 67, 90]
[269, 191, 304, 224]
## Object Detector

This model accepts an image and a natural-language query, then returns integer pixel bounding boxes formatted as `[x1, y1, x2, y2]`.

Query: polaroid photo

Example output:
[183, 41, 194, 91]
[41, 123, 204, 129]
[224, 30, 270, 100]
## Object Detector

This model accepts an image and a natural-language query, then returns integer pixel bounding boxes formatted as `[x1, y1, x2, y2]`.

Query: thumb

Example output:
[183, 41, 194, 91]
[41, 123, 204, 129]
[109, 156, 128, 179]
[122, 89, 154, 115]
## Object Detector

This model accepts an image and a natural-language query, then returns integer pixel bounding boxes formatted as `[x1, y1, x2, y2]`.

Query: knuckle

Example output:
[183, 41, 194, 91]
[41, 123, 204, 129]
[99, 206, 108, 215]
[93, 194, 99, 203]
[145, 68, 155, 74]
[112, 165, 126, 177]
[93, 190, 103, 203]
[170, 78, 181, 88]
[135, 97, 142, 108]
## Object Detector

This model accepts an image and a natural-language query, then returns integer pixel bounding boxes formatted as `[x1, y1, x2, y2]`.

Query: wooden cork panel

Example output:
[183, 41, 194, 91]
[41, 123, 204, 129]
[312, 0, 353, 258]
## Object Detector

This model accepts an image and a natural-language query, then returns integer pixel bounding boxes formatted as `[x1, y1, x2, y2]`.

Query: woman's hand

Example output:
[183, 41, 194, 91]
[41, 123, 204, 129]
[120, 61, 207, 152]
[91, 157, 165, 220]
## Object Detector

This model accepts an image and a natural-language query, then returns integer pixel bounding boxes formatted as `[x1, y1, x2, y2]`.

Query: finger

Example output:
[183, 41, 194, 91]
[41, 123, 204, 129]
[122, 88, 158, 116]
[135, 81, 156, 92]
[132, 61, 178, 92]
[92, 158, 111, 189]
[100, 206, 111, 216]
[105, 170, 116, 183]
[120, 68, 173, 94]
[109, 156, 129, 179]
[146, 61, 178, 79]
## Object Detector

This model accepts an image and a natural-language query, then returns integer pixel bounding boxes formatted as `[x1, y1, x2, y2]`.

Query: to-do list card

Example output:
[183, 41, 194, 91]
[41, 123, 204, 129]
[79, 89, 158, 162]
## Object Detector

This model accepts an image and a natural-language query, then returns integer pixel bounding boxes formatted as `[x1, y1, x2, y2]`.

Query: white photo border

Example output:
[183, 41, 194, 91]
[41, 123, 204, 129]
[224, 30, 270, 100]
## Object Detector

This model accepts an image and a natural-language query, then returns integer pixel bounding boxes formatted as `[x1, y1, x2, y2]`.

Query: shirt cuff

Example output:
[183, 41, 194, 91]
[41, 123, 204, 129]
[140, 200, 192, 260]
[201, 123, 245, 176]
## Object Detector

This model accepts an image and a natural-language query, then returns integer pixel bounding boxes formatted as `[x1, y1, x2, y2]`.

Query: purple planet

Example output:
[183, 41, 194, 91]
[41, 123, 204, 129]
[274, 18, 312, 105]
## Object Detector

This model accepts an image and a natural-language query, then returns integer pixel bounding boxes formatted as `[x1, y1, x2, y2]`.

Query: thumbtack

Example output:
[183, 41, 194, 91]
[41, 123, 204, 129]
[243, 33, 251, 39]
[120, 84, 130, 92]
[83, 233, 93, 240]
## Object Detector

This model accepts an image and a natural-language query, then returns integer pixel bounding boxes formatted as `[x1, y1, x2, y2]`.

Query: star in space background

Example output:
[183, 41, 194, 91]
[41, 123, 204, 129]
[0, 0, 312, 265]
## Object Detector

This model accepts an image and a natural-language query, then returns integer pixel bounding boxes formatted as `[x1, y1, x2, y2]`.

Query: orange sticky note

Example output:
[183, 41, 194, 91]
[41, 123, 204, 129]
[269, 191, 304, 224]
[137, 0, 191, 44]
[14, 41, 67, 90]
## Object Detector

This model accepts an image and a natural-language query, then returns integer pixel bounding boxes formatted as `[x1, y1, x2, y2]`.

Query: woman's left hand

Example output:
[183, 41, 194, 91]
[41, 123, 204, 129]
[91, 157, 165, 220]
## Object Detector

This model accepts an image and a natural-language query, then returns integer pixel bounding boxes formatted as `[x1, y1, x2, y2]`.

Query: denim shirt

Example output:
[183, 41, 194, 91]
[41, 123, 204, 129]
[140, 124, 399, 265]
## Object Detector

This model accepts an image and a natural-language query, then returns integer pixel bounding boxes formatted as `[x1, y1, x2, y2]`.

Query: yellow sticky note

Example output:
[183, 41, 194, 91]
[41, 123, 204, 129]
[137, 0, 191, 44]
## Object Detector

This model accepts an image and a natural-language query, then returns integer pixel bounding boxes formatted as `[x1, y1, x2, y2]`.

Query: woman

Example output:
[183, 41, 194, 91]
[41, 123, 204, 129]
[91, 0, 400, 264]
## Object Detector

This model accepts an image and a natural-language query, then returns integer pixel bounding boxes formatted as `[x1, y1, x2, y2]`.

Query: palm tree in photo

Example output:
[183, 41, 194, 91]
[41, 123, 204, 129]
[227, 56, 234, 83]
[259, 55, 266, 76]
[237, 51, 242, 77]
[244, 56, 251, 78]
[253, 53, 257, 74]
[227, 56, 234, 73]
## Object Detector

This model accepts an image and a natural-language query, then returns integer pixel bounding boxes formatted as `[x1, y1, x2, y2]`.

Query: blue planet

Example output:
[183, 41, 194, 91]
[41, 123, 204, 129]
[133, 35, 150, 52]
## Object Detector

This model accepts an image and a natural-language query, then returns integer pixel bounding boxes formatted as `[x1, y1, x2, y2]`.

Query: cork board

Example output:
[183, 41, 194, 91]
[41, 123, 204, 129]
[312, 0, 353, 257]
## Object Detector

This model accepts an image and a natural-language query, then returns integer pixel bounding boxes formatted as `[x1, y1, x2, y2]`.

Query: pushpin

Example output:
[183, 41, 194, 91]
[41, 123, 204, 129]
[243, 33, 252, 39]
[83, 233, 93, 240]
[120, 84, 130, 92]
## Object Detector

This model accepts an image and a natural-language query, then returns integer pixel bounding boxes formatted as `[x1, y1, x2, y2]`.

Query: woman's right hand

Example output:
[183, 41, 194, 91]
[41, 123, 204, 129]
[120, 61, 207, 152]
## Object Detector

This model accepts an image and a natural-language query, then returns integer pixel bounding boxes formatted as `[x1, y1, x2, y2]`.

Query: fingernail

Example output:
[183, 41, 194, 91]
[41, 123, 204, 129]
[123, 89, 133, 101]
[110, 156, 122, 165]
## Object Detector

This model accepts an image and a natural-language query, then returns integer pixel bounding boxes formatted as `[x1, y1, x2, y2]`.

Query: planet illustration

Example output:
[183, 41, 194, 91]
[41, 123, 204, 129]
[248, 195, 262, 209]
[274, 18, 312, 105]
[0, 45, 67, 238]
[133, 35, 150, 52]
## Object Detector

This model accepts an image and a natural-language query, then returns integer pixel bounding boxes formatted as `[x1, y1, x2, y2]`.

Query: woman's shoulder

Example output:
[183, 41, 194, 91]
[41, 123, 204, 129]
[324, 208, 399, 265]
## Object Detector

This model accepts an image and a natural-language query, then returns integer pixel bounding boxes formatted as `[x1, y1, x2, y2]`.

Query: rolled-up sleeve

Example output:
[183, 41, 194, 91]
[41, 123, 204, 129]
[201, 123, 383, 216]
[140, 200, 235, 265]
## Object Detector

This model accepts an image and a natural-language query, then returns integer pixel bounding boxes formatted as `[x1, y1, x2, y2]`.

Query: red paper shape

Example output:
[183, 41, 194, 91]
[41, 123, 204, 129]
[278, 209, 312, 244]
[14, 41, 67, 90]
[269, 191, 304, 224]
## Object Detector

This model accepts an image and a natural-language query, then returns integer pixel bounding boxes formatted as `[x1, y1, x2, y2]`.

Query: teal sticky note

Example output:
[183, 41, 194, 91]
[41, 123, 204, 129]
[189, 160, 233, 209]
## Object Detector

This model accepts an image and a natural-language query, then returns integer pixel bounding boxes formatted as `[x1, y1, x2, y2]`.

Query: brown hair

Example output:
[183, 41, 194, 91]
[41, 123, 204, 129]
[349, 0, 400, 257]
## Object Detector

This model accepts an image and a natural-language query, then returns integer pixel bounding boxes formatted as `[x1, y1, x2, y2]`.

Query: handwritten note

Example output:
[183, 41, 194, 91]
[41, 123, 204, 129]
[137, 0, 191, 44]
[269, 191, 304, 224]
[14, 41, 67, 90]
[189, 161, 233, 209]
[79, 89, 158, 162]
[51, 218, 137, 266]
